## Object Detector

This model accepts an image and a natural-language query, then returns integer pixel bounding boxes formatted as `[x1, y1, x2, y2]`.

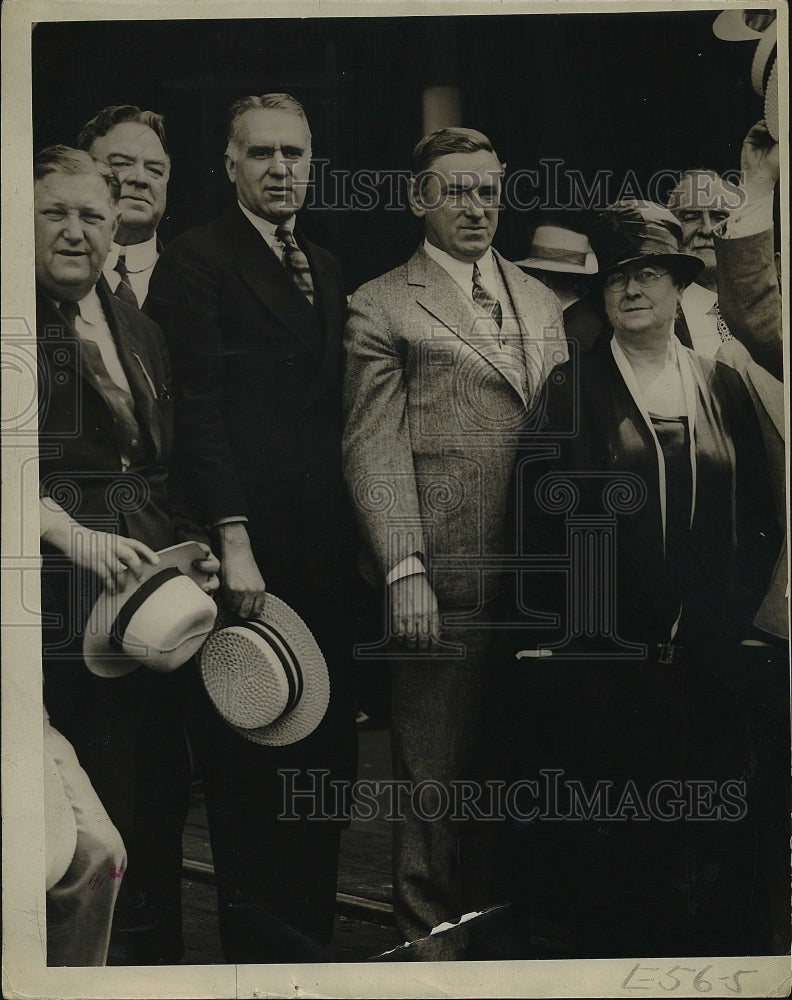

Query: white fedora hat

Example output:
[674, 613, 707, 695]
[713, 9, 765, 41]
[199, 594, 330, 747]
[514, 225, 598, 275]
[713, 8, 776, 41]
[750, 20, 778, 139]
[83, 541, 218, 678]
[713, 9, 778, 140]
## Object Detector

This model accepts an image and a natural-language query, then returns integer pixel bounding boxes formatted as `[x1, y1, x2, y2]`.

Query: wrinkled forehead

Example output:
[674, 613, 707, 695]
[668, 173, 734, 213]
[234, 107, 312, 150]
[424, 150, 504, 189]
[35, 170, 117, 209]
[93, 121, 168, 162]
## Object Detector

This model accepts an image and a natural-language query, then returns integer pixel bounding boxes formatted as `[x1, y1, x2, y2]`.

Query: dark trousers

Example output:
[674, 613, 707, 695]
[186, 577, 358, 964]
[188, 694, 344, 961]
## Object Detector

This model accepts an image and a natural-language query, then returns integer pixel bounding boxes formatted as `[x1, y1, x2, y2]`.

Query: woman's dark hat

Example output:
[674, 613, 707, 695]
[589, 200, 704, 287]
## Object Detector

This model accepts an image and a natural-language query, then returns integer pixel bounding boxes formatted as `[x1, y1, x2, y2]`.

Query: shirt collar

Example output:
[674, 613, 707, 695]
[423, 239, 497, 291]
[682, 281, 718, 316]
[238, 201, 295, 244]
[106, 234, 159, 273]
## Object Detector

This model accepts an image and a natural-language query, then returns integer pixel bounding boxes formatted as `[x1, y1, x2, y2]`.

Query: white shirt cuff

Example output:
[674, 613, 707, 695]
[212, 516, 249, 529]
[386, 554, 426, 586]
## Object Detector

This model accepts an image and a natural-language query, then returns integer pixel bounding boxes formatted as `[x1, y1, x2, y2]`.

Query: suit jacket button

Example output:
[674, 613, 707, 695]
[286, 355, 296, 366]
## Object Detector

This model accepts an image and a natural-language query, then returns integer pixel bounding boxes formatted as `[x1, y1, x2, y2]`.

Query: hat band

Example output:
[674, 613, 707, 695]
[236, 618, 304, 720]
[528, 244, 587, 267]
[109, 566, 183, 654]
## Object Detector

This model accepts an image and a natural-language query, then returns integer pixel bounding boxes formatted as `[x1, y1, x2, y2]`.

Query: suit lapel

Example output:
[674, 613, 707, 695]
[299, 233, 346, 411]
[97, 279, 164, 457]
[228, 208, 322, 355]
[37, 283, 164, 459]
[497, 252, 565, 400]
[411, 247, 527, 404]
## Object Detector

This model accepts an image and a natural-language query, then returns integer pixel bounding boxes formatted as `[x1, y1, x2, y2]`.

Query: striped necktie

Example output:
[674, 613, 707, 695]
[472, 263, 502, 328]
[114, 253, 140, 309]
[275, 226, 314, 305]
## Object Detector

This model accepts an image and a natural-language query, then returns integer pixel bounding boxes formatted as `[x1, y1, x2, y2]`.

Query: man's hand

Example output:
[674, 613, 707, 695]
[216, 522, 267, 618]
[741, 119, 779, 194]
[389, 574, 440, 650]
[191, 543, 221, 595]
[41, 512, 159, 594]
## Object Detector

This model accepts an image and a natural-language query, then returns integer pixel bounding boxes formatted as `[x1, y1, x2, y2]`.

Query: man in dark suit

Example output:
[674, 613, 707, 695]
[76, 104, 194, 964]
[34, 145, 219, 963]
[77, 104, 170, 308]
[147, 93, 358, 962]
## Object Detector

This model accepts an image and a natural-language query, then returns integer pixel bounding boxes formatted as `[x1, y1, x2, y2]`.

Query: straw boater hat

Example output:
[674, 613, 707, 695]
[712, 9, 778, 141]
[514, 225, 598, 274]
[199, 594, 330, 746]
[83, 540, 218, 678]
[588, 200, 704, 286]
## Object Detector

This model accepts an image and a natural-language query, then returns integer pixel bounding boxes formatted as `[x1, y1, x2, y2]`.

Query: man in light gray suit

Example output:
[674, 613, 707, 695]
[342, 127, 566, 945]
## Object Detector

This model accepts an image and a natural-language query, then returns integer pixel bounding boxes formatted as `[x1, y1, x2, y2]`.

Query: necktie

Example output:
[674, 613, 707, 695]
[114, 254, 140, 309]
[60, 299, 80, 327]
[472, 263, 502, 329]
[275, 226, 315, 305]
[61, 300, 142, 468]
[713, 300, 733, 344]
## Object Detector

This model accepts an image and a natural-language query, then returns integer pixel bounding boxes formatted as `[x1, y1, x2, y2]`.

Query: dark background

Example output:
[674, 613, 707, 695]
[33, 12, 768, 292]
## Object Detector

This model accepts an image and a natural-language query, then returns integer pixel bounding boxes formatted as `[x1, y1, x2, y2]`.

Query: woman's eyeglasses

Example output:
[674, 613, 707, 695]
[603, 267, 670, 292]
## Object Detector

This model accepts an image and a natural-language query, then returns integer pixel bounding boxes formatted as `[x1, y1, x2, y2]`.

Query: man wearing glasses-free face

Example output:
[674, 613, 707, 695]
[78, 105, 171, 308]
[146, 93, 358, 963]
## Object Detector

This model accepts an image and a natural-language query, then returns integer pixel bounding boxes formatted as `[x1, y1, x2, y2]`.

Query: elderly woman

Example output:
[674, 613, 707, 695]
[508, 201, 784, 958]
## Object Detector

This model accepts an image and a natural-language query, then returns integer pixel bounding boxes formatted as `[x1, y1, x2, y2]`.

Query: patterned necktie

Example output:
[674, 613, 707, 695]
[114, 254, 140, 309]
[713, 300, 733, 344]
[275, 225, 314, 305]
[472, 263, 502, 329]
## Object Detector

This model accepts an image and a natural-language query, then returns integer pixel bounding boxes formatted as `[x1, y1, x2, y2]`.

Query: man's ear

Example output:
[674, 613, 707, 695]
[224, 151, 237, 185]
[408, 177, 426, 220]
[110, 209, 121, 238]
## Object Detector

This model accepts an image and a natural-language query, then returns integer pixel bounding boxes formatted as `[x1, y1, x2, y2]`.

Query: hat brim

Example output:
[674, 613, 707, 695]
[713, 9, 763, 41]
[515, 254, 598, 275]
[765, 62, 779, 141]
[200, 595, 330, 747]
[83, 540, 212, 678]
[751, 23, 777, 95]
[594, 252, 704, 288]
